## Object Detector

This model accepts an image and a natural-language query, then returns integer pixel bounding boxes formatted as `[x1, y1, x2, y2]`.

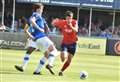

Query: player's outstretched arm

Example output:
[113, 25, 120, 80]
[51, 18, 59, 27]
[45, 23, 51, 33]
[23, 24, 35, 40]
[24, 24, 29, 33]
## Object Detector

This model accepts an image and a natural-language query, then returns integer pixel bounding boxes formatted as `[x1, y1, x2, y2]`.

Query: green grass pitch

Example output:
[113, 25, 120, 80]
[0, 49, 120, 82]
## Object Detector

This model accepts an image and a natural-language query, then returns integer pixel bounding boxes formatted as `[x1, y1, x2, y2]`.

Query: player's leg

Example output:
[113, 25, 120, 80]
[60, 52, 65, 62]
[47, 46, 58, 66]
[33, 37, 55, 75]
[22, 47, 36, 68]
[33, 45, 54, 75]
[15, 47, 36, 72]
[46, 47, 58, 75]
[60, 44, 68, 62]
[59, 53, 73, 76]
[15, 39, 36, 72]
[59, 43, 76, 76]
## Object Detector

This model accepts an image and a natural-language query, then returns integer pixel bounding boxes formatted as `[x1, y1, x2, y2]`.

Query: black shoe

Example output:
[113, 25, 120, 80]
[15, 65, 24, 72]
[58, 72, 63, 76]
[46, 64, 55, 75]
[33, 71, 42, 75]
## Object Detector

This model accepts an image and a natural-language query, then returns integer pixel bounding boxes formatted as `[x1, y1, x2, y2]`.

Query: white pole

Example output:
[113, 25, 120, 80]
[11, 0, 15, 32]
[77, 3, 80, 22]
[1, 0, 5, 25]
[88, 8, 92, 37]
[112, 10, 116, 34]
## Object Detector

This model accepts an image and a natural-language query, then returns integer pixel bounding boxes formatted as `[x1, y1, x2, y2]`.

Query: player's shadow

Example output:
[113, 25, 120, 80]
[1, 69, 24, 75]
[0, 67, 25, 75]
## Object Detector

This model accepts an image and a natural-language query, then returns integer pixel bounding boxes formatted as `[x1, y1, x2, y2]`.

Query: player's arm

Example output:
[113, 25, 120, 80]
[45, 23, 51, 33]
[44, 19, 51, 33]
[68, 21, 78, 32]
[51, 18, 63, 29]
[30, 17, 44, 33]
[24, 23, 29, 33]
[27, 30, 35, 40]
[51, 18, 60, 27]
[24, 24, 35, 40]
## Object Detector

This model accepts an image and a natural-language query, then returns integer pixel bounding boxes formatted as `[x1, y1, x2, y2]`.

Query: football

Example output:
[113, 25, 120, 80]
[80, 71, 88, 79]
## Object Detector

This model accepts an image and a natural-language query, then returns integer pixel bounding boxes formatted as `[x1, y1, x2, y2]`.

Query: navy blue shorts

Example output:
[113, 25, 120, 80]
[61, 43, 77, 56]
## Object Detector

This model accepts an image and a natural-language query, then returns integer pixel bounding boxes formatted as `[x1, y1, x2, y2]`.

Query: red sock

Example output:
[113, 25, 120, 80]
[61, 61, 71, 72]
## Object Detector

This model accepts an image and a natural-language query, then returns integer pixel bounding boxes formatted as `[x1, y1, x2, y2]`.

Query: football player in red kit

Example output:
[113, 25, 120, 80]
[52, 11, 78, 76]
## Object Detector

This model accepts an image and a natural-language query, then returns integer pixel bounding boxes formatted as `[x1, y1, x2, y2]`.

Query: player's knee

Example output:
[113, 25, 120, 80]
[26, 47, 35, 54]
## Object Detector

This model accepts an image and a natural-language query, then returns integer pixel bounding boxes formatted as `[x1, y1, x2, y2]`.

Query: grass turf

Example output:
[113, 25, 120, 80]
[0, 49, 120, 82]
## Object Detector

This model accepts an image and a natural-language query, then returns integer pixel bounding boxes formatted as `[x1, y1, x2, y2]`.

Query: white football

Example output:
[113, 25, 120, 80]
[80, 71, 88, 79]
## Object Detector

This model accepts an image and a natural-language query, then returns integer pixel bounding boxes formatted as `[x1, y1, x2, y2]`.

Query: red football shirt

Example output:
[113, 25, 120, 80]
[54, 19, 78, 44]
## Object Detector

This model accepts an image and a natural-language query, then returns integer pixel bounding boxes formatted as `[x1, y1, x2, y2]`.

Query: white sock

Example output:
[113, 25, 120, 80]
[22, 54, 30, 69]
[48, 54, 55, 66]
[35, 57, 47, 73]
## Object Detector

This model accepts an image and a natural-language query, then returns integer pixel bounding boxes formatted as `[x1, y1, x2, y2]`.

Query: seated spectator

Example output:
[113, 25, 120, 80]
[118, 25, 120, 36]
[4, 12, 12, 28]
[99, 29, 112, 38]
[17, 16, 28, 32]
[112, 27, 120, 38]
[78, 27, 88, 36]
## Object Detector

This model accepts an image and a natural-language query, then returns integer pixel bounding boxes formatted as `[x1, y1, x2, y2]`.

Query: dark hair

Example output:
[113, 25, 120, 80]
[32, 3, 44, 12]
[65, 11, 73, 17]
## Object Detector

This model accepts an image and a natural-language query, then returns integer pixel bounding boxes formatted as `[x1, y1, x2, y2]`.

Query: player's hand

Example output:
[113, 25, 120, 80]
[47, 28, 51, 33]
[68, 22, 72, 27]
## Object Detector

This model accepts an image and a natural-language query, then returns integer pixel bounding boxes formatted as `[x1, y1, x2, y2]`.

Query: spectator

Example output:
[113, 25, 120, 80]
[99, 28, 112, 38]
[17, 16, 28, 32]
[0, 24, 6, 32]
[4, 12, 12, 28]
[78, 26, 88, 36]
[112, 27, 120, 38]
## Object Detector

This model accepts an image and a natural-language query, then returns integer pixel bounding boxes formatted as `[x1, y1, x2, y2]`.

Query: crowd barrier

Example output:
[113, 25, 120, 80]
[0, 32, 26, 49]
[0, 32, 62, 50]
[106, 38, 120, 56]
[0, 32, 119, 56]
[77, 37, 107, 55]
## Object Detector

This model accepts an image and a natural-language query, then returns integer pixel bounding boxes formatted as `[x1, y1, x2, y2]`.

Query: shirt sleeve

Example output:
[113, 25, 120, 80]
[32, 12, 37, 18]
[29, 13, 37, 23]
[54, 19, 63, 29]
